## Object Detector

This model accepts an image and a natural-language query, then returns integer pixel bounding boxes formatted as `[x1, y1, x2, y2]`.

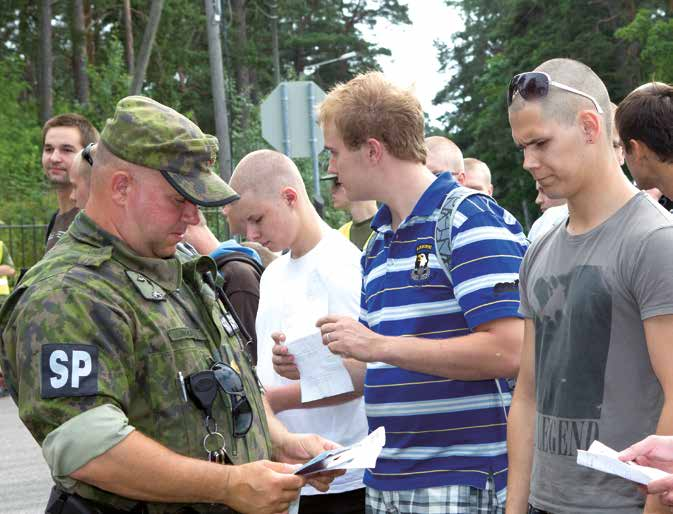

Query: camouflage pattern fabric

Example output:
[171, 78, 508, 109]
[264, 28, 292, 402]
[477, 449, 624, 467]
[101, 95, 239, 208]
[0, 212, 272, 514]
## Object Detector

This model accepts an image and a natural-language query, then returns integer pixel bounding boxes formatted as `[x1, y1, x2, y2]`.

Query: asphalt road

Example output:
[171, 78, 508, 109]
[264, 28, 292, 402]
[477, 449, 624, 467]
[0, 395, 52, 513]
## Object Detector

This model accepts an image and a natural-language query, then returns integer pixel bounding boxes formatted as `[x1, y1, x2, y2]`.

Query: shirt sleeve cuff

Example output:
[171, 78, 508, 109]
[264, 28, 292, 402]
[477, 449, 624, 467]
[42, 404, 135, 490]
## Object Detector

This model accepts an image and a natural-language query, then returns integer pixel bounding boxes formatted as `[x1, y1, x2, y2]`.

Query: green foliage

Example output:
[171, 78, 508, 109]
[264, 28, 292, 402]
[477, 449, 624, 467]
[0, 0, 409, 232]
[0, 58, 52, 223]
[616, 8, 673, 83]
[436, 0, 672, 227]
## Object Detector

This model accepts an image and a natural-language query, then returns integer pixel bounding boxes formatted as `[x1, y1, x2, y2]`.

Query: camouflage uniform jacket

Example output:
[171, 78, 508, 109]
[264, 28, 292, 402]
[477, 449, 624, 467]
[0, 213, 272, 513]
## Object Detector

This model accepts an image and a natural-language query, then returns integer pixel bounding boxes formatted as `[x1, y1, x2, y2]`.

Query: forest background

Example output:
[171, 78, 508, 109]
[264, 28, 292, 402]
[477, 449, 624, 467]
[1, 0, 672, 236]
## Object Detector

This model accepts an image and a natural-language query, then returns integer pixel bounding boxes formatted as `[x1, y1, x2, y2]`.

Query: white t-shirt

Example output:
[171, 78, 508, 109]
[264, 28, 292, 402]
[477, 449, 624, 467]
[256, 225, 368, 495]
[528, 204, 569, 242]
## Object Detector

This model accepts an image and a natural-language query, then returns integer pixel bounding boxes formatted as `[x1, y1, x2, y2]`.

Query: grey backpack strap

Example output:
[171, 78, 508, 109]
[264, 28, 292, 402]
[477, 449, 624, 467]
[435, 186, 486, 284]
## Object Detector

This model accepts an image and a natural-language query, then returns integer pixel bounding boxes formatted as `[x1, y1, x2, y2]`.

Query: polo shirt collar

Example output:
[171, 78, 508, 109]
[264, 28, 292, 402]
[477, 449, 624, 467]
[371, 172, 458, 233]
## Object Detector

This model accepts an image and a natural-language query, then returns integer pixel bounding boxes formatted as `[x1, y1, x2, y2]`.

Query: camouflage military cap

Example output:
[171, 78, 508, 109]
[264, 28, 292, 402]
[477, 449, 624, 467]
[101, 96, 238, 207]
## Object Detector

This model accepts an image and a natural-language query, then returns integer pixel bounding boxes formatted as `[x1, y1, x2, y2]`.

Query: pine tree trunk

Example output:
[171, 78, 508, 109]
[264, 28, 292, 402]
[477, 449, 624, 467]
[71, 0, 89, 106]
[231, 0, 251, 129]
[130, 0, 164, 95]
[38, 0, 53, 123]
[123, 0, 135, 75]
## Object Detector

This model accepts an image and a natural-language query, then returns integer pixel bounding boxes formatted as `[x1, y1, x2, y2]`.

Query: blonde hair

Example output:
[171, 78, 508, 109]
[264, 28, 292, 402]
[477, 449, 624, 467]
[318, 72, 427, 164]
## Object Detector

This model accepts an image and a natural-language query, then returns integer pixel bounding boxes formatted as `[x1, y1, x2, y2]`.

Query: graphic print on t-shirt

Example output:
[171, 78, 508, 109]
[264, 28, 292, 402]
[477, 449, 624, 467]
[533, 265, 611, 456]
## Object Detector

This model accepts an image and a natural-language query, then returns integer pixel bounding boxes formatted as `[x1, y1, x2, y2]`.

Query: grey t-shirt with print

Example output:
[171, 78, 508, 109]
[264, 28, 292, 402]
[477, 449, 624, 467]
[519, 192, 673, 514]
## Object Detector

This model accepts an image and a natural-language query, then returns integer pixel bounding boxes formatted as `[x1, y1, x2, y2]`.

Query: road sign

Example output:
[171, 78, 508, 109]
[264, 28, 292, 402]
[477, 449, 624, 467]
[261, 81, 326, 158]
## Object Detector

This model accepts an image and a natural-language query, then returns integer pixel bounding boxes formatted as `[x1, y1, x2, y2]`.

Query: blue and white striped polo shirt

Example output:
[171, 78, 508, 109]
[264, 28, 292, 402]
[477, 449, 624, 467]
[361, 173, 529, 498]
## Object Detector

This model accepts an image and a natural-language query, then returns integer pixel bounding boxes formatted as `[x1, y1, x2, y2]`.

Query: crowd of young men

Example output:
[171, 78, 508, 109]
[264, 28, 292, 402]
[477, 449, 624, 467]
[1, 57, 673, 514]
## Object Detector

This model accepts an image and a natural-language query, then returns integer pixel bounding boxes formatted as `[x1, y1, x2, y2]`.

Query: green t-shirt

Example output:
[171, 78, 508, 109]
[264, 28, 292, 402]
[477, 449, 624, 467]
[348, 217, 375, 250]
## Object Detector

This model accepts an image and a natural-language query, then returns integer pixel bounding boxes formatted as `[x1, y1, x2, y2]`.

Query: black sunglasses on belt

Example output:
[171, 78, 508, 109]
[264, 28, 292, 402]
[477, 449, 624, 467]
[507, 71, 604, 114]
[184, 361, 253, 438]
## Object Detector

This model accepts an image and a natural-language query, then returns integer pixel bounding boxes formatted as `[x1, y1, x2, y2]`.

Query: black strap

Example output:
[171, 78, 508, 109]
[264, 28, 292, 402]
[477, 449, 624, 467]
[203, 270, 255, 357]
[212, 251, 265, 278]
[45, 211, 58, 245]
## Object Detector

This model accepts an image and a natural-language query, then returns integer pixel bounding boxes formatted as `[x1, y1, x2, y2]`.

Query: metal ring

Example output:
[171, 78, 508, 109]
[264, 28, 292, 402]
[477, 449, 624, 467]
[326, 332, 331, 343]
[203, 431, 226, 453]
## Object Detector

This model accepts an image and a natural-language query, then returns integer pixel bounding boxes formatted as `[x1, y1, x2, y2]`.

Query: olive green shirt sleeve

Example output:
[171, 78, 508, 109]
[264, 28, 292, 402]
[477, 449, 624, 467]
[5, 281, 135, 444]
[42, 404, 135, 490]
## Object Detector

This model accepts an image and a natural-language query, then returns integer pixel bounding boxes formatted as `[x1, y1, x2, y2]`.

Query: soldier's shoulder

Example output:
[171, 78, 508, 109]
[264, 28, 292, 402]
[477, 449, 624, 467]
[18, 237, 126, 303]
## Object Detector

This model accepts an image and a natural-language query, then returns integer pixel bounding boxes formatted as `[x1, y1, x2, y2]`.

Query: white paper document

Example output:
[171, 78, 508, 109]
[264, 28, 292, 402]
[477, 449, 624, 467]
[286, 331, 354, 402]
[577, 440, 670, 485]
[294, 426, 386, 476]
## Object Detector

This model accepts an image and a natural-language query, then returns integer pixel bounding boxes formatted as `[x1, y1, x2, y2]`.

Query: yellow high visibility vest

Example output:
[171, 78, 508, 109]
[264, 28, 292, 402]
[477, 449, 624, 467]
[0, 243, 10, 296]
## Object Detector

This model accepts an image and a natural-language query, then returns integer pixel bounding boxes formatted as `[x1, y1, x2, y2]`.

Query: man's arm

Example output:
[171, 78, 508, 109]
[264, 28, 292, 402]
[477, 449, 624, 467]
[643, 314, 673, 514]
[264, 371, 363, 413]
[0, 264, 15, 277]
[70, 398, 340, 513]
[318, 315, 522, 380]
[71, 429, 305, 514]
[505, 318, 536, 514]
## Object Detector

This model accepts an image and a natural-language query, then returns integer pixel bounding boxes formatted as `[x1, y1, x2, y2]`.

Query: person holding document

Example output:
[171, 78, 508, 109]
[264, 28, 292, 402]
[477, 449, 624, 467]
[223, 149, 368, 514]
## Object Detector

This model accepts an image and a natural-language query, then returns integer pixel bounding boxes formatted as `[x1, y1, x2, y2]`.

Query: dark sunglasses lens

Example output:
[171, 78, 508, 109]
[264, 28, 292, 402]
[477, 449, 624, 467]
[233, 398, 253, 436]
[185, 371, 218, 412]
[508, 73, 549, 106]
[211, 363, 253, 437]
[212, 364, 244, 393]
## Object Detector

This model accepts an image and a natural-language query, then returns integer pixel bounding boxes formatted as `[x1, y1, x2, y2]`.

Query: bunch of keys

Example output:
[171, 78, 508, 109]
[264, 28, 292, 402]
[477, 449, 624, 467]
[203, 417, 230, 464]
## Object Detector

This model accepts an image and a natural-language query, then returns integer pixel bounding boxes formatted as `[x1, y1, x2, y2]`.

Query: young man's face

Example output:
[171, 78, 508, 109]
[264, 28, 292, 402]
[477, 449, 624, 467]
[223, 193, 297, 253]
[123, 169, 201, 258]
[509, 103, 585, 201]
[42, 126, 83, 187]
[323, 122, 369, 201]
[330, 181, 350, 210]
[623, 142, 659, 191]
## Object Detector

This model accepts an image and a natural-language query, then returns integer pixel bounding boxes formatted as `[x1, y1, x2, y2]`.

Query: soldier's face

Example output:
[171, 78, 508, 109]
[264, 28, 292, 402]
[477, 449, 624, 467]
[224, 193, 297, 253]
[124, 169, 201, 258]
[42, 126, 83, 187]
[69, 153, 91, 209]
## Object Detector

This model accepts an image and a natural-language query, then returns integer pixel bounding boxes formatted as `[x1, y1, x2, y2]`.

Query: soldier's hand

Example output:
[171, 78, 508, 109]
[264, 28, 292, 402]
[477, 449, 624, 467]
[274, 432, 346, 492]
[224, 460, 305, 514]
[271, 332, 300, 380]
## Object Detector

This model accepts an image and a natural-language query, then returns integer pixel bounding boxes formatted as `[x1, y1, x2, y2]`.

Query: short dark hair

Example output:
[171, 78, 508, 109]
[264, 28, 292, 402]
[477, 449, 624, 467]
[616, 83, 673, 163]
[42, 113, 99, 147]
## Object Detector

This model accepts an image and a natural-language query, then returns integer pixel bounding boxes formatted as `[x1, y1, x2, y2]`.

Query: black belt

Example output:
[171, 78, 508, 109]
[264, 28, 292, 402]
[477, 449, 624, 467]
[528, 505, 553, 514]
[45, 487, 148, 514]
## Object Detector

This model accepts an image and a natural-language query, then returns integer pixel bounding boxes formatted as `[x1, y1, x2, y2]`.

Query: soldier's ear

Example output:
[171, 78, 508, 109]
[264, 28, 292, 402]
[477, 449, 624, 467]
[110, 171, 131, 206]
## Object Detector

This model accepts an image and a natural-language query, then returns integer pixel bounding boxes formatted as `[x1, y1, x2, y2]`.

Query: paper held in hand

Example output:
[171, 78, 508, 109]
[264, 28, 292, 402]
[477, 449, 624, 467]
[577, 440, 670, 485]
[286, 330, 354, 402]
[294, 426, 386, 477]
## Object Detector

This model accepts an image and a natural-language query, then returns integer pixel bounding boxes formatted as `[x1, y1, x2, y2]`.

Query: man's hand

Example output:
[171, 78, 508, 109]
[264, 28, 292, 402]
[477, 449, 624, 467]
[271, 332, 300, 380]
[225, 460, 306, 514]
[274, 432, 346, 493]
[620, 435, 673, 507]
[317, 315, 383, 362]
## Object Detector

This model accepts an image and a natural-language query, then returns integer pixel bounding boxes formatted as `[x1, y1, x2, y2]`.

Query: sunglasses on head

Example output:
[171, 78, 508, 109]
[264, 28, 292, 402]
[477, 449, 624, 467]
[184, 362, 253, 438]
[507, 71, 604, 114]
[82, 143, 95, 166]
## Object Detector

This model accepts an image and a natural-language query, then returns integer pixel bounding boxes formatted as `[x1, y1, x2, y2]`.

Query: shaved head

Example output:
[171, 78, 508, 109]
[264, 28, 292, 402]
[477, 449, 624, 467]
[463, 158, 493, 194]
[425, 136, 464, 175]
[510, 58, 612, 142]
[230, 149, 306, 200]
